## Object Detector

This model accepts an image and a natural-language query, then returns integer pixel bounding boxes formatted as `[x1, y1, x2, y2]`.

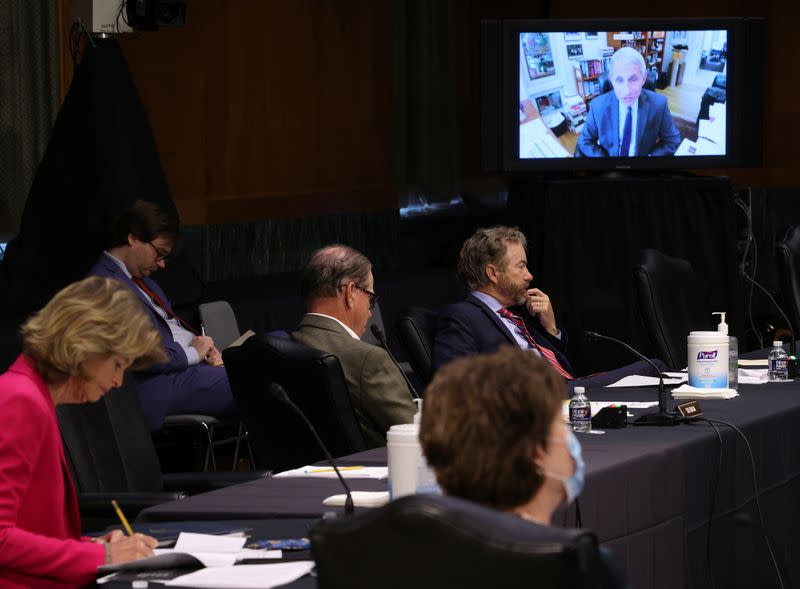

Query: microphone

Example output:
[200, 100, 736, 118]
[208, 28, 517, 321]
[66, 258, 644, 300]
[269, 382, 354, 515]
[739, 270, 796, 356]
[370, 324, 420, 399]
[583, 330, 681, 426]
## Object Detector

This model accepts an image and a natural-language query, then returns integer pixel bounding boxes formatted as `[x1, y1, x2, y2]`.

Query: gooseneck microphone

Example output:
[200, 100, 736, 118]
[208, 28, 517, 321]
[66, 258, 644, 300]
[269, 382, 354, 515]
[584, 331, 682, 426]
[739, 270, 797, 356]
[370, 324, 420, 399]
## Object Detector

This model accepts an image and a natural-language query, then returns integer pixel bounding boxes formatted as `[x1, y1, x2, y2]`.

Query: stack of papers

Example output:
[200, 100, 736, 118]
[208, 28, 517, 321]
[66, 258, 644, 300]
[739, 368, 768, 385]
[273, 465, 388, 479]
[604, 374, 686, 387]
[323, 491, 389, 507]
[164, 562, 315, 588]
[671, 384, 738, 400]
[98, 534, 281, 575]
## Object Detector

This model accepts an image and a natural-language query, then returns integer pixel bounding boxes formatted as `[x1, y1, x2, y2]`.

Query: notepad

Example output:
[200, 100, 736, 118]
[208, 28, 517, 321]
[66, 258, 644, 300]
[97, 533, 280, 574]
[273, 465, 388, 479]
[164, 561, 315, 588]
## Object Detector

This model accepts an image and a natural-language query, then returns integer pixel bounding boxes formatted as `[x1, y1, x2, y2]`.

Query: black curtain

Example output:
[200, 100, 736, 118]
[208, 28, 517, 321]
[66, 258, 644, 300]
[0, 38, 175, 309]
[508, 176, 741, 374]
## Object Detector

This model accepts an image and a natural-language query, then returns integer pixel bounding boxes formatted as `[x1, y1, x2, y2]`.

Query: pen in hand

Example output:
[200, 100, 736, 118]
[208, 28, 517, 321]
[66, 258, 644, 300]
[111, 499, 135, 536]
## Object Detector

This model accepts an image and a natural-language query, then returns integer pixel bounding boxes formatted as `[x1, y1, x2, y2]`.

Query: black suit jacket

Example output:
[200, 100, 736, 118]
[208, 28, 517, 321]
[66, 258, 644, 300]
[433, 295, 573, 374]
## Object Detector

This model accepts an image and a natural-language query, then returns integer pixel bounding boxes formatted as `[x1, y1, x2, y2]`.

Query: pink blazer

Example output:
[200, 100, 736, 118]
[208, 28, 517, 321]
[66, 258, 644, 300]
[0, 356, 104, 589]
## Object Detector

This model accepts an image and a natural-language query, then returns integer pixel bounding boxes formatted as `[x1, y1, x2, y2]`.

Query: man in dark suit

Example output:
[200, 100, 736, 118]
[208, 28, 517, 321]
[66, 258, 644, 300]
[577, 47, 680, 158]
[292, 245, 415, 447]
[434, 226, 665, 389]
[88, 200, 237, 430]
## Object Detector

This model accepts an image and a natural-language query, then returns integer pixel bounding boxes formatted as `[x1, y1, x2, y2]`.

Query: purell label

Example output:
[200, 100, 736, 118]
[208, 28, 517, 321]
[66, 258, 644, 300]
[697, 350, 718, 360]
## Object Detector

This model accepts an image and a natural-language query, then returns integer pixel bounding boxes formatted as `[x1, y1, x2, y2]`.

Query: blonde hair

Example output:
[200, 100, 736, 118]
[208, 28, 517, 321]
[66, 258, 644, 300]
[21, 277, 166, 384]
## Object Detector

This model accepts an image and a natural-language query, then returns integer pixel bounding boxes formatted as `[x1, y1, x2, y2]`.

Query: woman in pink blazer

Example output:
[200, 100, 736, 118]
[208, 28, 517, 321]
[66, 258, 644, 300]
[0, 277, 166, 588]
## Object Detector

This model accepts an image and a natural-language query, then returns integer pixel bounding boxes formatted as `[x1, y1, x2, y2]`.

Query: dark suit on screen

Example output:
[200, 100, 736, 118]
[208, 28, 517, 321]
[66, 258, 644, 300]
[433, 295, 573, 374]
[88, 254, 237, 430]
[292, 314, 415, 448]
[576, 89, 680, 157]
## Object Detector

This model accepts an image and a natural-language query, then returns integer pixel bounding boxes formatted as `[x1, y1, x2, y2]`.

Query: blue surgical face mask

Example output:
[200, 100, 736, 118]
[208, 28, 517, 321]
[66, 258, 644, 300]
[542, 429, 585, 505]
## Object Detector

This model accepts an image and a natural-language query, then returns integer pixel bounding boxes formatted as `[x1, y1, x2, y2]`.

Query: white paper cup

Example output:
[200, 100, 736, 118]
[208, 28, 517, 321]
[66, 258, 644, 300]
[387, 424, 420, 499]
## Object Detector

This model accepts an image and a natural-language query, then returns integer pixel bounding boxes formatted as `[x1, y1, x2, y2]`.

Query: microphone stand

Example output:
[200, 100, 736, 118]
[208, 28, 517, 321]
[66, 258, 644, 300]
[269, 383, 355, 515]
[584, 331, 682, 426]
[739, 271, 797, 357]
[371, 324, 420, 399]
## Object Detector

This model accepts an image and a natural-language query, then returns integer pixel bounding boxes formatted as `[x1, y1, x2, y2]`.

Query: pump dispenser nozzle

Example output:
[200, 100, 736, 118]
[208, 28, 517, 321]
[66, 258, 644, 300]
[713, 311, 728, 335]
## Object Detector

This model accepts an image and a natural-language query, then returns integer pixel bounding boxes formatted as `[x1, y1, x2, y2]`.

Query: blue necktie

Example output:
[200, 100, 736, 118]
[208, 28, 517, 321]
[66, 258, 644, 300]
[620, 106, 632, 156]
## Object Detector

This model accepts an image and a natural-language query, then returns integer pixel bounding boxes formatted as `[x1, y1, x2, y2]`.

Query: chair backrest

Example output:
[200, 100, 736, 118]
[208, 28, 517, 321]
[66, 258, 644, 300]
[632, 249, 703, 371]
[57, 378, 165, 493]
[222, 333, 367, 472]
[199, 300, 241, 350]
[311, 494, 603, 589]
[394, 306, 438, 387]
[776, 226, 800, 335]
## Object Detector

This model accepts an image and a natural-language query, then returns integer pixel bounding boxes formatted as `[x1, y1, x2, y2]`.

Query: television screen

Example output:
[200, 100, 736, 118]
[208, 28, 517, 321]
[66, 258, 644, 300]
[492, 18, 763, 171]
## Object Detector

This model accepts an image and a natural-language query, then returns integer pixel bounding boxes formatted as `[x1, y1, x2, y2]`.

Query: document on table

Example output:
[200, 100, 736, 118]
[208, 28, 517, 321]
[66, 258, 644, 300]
[97, 533, 280, 574]
[604, 374, 687, 388]
[739, 359, 768, 367]
[164, 561, 315, 588]
[273, 465, 388, 479]
[561, 400, 658, 420]
[322, 491, 389, 507]
[671, 384, 739, 400]
[739, 368, 768, 384]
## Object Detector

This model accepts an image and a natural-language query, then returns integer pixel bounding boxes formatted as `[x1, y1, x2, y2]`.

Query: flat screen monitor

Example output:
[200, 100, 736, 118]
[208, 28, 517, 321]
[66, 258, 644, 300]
[490, 18, 763, 172]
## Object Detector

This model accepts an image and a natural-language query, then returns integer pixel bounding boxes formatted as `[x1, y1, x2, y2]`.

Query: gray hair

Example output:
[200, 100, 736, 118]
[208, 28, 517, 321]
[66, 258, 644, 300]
[458, 226, 527, 291]
[610, 46, 647, 79]
[301, 244, 372, 300]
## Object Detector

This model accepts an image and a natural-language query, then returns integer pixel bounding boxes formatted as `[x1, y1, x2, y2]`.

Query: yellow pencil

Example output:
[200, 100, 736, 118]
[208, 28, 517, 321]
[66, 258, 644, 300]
[309, 466, 364, 473]
[111, 500, 135, 536]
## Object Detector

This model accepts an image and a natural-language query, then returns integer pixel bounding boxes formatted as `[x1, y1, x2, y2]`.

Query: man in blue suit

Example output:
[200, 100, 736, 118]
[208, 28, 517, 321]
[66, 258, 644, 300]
[576, 47, 680, 158]
[88, 200, 237, 430]
[434, 226, 665, 390]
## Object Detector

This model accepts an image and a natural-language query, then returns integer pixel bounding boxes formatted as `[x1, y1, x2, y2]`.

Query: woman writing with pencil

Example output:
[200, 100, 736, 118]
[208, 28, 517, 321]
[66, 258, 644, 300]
[0, 277, 165, 588]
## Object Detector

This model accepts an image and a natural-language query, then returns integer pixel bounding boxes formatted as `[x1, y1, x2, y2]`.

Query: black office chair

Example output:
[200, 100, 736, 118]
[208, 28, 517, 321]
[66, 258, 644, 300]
[223, 333, 368, 472]
[776, 226, 800, 336]
[57, 377, 269, 531]
[632, 249, 706, 371]
[311, 493, 608, 589]
[394, 306, 438, 389]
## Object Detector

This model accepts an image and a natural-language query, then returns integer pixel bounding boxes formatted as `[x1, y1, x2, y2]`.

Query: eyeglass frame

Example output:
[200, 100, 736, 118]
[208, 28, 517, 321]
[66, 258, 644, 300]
[339, 282, 378, 310]
[148, 241, 171, 262]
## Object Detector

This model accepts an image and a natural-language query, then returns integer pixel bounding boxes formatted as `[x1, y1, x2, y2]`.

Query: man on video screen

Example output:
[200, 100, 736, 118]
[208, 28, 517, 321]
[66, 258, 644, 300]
[576, 47, 680, 157]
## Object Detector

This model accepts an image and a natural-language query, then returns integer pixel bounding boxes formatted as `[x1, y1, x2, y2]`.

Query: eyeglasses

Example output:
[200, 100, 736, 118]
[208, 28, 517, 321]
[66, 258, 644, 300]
[355, 284, 378, 310]
[339, 282, 378, 310]
[148, 242, 171, 262]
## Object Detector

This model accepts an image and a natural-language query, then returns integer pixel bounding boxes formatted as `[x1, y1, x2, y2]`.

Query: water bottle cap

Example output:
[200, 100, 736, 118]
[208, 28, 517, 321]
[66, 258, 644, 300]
[574, 386, 585, 394]
[773, 341, 783, 347]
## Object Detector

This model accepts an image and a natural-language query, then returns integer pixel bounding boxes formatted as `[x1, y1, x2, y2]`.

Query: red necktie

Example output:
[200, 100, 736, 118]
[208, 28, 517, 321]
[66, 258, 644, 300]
[132, 276, 198, 335]
[498, 307, 573, 379]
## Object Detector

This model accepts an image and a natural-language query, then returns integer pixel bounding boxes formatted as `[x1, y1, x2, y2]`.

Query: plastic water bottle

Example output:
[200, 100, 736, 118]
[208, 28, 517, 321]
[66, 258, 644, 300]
[569, 387, 591, 432]
[768, 341, 789, 381]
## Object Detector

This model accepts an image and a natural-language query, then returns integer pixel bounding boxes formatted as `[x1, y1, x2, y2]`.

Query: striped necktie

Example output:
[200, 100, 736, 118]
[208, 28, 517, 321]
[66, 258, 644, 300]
[132, 276, 199, 335]
[497, 307, 573, 380]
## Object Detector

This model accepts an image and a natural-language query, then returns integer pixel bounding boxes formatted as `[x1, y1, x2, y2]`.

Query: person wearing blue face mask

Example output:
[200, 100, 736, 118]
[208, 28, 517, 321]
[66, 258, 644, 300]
[420, 346, 627, 589]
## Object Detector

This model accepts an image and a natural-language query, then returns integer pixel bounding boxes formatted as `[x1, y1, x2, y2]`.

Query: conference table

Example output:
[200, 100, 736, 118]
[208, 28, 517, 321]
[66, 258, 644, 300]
[120, 372, 800, 589]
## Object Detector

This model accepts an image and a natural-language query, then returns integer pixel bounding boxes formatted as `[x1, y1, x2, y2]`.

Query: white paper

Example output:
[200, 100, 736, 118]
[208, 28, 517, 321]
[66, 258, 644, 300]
[739, 368, 768, 384]
[323, 491, 390, 507]
[165, 561, 315, 588]
[604, 374, 686, 387]
[561, 400, 658, 421]
[671, 384, 738, 400]
[739, 359, 768, 367]
[174, 533, 247, 554]
[273, 465, 388, 480]
[519, 118, 570, 159]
